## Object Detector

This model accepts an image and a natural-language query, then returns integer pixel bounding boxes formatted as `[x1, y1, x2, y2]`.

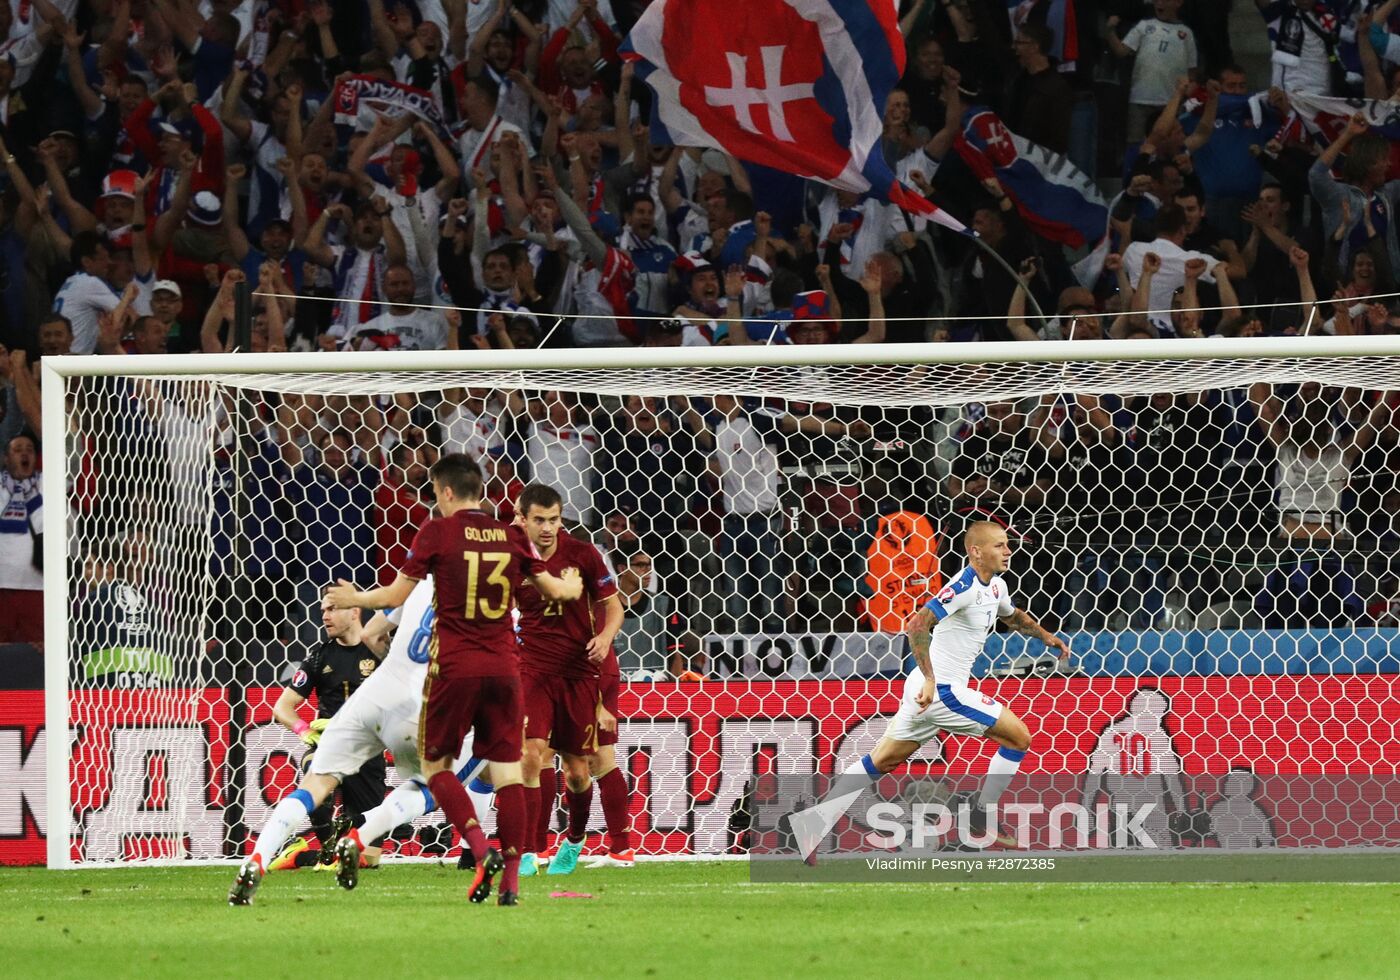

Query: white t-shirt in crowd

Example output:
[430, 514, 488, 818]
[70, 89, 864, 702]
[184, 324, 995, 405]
[439, 403, 504, 463]
[0, 470, 42, 591]
[1122, 238, 1218, 334]
[1122, 18, 1198, 106]
[341, 309, 450, 351]
[53, 272, 121, 354]
[456, 118, 527, 176]
[1271, 19, 1332, 95]
[712, 409, 782, 516]
[526, 419, 599, 525]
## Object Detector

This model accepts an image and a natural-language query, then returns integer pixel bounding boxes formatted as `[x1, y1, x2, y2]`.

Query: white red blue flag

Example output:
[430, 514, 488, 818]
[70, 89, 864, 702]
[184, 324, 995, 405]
[954, 106, 1106, 249]
[1274, 92, 1400, 181]
[622, 0, 967, 232]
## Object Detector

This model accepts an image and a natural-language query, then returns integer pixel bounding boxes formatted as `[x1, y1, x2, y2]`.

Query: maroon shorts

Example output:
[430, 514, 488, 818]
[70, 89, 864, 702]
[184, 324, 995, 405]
[596, 671, 620, 748]
[419, 672, 523, 764]
[522, 669, 600, 758]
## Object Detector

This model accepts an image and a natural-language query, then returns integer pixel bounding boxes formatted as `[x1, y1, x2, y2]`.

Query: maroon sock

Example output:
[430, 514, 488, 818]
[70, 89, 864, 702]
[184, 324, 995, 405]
[523, 783, 540, 855]
[428, 771, 489, 861]
[536, 782, 554, 853]
[597, 767, 633, 854]
[565, 783, 594, 844]
[495, 783, 526, 894]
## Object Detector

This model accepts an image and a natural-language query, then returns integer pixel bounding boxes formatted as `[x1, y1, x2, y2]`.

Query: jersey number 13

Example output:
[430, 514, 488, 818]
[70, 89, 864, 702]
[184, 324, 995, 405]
[463, 551, 512, 619]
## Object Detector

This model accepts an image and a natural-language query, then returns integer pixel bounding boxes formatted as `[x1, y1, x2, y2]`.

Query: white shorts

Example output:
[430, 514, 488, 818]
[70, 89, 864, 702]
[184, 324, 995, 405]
[310, 681, 425, 784]
[883, 669, 1005, 744]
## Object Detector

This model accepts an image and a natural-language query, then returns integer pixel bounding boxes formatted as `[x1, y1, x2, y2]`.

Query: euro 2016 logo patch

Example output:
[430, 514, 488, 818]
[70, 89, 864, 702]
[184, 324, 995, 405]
[292, 669, 307, 688]
[937, 586, 955, 603]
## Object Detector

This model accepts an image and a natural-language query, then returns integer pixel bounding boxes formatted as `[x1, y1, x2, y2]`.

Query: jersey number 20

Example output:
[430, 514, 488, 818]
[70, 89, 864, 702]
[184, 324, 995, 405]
[463, 551, 512, 620]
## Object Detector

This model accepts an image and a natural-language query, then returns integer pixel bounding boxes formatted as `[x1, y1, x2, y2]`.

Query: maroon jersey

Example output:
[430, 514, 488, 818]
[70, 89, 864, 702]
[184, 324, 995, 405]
[599, 646, 620, 678]
[401, 509, 536, 678]
[517, 531, 618, 679]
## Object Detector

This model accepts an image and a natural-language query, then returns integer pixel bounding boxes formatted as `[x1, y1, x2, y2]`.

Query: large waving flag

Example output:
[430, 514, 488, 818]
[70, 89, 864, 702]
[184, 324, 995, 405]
[954, 106, 1107, 249]
[1276, 92, 1400, 180]
[622, 0, 967, 232]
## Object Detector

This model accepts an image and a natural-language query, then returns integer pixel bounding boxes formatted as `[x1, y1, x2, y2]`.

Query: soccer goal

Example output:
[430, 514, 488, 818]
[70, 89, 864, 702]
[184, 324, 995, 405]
[39, 335, 1400, 868]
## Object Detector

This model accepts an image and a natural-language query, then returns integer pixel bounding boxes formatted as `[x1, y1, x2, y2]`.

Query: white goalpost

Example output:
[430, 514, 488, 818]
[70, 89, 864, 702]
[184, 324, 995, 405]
[41, 336, 1400, 868]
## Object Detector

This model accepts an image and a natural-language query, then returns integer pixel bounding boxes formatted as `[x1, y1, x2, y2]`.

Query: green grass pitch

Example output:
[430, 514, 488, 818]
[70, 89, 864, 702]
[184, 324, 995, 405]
[1, 860, 1396, 978]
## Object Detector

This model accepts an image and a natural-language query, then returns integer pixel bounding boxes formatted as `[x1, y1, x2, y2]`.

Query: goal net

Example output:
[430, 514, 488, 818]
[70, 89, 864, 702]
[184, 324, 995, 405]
[40, 337, 1400, 866]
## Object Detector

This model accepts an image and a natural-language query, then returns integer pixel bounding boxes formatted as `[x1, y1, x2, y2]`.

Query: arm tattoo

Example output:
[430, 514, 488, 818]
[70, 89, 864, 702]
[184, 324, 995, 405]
[907, 607, 935, 679]
[1007, 609, 1049, 641]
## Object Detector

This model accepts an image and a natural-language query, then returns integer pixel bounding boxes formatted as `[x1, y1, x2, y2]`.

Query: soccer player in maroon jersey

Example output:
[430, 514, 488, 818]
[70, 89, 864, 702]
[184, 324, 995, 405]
[325, 455, 582, 906]
[583, 635, 636, 868]
[513, 484, 625, 876]
[528, 641, 634, 871]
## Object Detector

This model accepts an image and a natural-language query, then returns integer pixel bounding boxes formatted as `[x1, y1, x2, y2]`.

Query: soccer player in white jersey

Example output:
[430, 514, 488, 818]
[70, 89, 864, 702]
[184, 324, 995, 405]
[805, 522, 1068, 852]
[230, 576, 488, 905]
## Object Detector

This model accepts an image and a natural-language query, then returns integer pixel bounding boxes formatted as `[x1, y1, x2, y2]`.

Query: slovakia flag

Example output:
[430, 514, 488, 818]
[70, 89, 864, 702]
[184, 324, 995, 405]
[954, 106, 1107, 249]
[1276, 92, 1400, 181]
[622, 0, 968, 233]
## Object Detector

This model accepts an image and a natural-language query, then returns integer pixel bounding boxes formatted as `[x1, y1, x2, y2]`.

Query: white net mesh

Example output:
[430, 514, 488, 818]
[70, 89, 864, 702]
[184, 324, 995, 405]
[53, 344, 1400, 862]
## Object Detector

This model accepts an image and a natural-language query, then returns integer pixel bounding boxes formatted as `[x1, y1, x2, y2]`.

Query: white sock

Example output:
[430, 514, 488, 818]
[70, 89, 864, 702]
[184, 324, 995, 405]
[828, 753, 880, 798]
[976, 747, 1026, 809]
[252, 789, 315, 867]
[467, 783, 495, 820]
[357, 780, 434, 844]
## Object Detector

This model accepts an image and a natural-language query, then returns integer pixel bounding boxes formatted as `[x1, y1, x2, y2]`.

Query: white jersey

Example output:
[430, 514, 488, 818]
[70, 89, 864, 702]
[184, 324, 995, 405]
[373, 575, 436, 693]
[925, 565, 1014, 687]
[309, 576, 437, 783]
[1122, 18, 1198, 106]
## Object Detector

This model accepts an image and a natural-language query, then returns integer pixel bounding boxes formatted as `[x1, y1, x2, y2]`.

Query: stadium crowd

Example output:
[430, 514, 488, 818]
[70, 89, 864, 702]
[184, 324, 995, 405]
[3, 0, 1400, 662]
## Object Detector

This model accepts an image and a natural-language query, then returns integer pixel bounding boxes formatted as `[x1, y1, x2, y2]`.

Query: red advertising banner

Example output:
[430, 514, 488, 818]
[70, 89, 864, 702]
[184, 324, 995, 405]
[3, 677, 1398, 865]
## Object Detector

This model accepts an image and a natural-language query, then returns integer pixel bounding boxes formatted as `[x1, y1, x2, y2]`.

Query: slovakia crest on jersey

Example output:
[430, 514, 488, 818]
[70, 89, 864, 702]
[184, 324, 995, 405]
[992, 585, 1000, 598]
[622, 0, 968, 231]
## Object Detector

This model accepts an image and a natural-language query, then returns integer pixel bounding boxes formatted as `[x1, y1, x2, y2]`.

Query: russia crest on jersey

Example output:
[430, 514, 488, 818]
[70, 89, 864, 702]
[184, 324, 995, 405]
[622, 0, 968, 232]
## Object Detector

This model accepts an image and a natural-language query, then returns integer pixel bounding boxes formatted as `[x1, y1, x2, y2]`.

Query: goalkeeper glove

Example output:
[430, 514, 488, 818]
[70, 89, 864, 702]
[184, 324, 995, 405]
[294, 718, 330, 746]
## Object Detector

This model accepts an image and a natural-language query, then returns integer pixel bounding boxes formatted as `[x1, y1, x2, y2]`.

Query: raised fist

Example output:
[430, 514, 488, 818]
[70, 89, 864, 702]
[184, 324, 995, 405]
[828, 221, 854, 243]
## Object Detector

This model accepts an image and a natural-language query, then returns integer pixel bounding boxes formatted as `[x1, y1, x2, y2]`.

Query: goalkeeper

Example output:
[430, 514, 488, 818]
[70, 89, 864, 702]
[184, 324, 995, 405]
[268, 598, 388, 871]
